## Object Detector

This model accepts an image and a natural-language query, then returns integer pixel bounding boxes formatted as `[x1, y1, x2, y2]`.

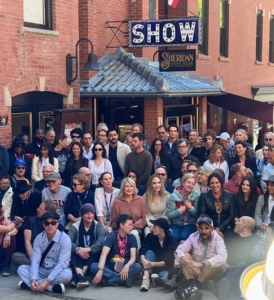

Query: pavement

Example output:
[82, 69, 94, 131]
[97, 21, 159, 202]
[0, 265, 218, 300]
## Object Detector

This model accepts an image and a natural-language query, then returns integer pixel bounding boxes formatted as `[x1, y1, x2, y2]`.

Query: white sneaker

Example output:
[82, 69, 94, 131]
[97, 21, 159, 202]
[140, 276, 150, 292]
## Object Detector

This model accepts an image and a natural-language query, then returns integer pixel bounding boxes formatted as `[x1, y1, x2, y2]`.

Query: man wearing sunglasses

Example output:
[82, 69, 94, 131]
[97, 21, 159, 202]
[256, 132, 274, 159]
[18, 211, 72, 294]
[42, 172, 71, 227]
[10, 159, 30, 190]
[67, 128, 83, 151]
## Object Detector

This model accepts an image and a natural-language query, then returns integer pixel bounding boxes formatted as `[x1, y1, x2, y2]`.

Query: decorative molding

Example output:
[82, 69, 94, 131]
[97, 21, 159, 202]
[255, 61, 264, 65]
[218, 57, 231, 62]
[4, 87, 12, 107]
[63, 88, 73, 105]
[268, 62, 274, 67]
[20, 26, 59, 37]
[38, 77, 46, 92]
[197, 54, 211, 61]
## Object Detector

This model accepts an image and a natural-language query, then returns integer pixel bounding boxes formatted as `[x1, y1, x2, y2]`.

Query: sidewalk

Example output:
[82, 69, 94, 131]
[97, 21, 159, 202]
[1, 265, 217, 300]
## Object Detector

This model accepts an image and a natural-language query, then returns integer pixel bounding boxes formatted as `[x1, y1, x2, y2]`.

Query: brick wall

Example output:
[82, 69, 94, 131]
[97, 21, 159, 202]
[144, 97, 163, 144]
[0, 1, 80, 146]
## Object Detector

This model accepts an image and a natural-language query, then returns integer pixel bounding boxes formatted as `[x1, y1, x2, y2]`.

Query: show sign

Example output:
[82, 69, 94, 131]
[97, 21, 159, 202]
[129, 18, 202, 47]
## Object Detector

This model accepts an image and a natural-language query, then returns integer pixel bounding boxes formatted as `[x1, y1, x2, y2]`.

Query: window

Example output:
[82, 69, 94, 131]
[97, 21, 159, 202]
[198, 0, 208, 55]
[220, 0, 228, 57]
[23, 0, 52, 30]
[149, 0, 156, 20]
[270, 16, 274, 63]
[256, 10, 263, 62]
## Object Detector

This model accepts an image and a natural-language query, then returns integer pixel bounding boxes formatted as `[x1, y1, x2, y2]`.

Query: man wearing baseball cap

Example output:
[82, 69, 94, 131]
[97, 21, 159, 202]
[68, 203, 104, 289]
[139, 218, 178, 292]
[217, 132, 231, 151]
[17, 211, 72, 294]
[174, 216, 229, 300]
[42, 172, 71, 226]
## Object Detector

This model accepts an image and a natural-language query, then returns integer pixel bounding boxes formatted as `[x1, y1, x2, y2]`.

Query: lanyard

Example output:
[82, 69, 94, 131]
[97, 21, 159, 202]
[217, 161, 221, 169]
[117, 232, 128, 257]
[77, 190, 89, 206]
[85, 235, 90, 247]
[104, 189, 113, 213]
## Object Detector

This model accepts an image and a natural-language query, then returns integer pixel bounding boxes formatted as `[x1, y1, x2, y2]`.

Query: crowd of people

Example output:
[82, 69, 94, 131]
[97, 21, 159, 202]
[0, 123, 273, 300]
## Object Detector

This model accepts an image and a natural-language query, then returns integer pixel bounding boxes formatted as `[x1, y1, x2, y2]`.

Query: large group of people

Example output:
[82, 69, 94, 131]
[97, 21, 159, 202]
[0, 123, 273, 300]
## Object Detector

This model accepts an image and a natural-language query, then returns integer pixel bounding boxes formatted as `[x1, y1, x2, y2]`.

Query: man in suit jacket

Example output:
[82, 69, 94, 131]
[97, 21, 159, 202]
[105, 129, 131, 185]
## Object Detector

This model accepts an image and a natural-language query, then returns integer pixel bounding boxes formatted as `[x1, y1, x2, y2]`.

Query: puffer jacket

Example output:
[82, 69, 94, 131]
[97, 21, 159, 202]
[167, 186, 200, 227]
[198, 190, 234, 231]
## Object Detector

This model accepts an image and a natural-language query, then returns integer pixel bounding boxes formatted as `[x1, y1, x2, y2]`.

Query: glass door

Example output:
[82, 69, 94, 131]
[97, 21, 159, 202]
[12, 112, 33, 141]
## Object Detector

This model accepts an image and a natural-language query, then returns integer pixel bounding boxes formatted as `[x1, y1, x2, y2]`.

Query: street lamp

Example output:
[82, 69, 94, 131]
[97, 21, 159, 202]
[66, 37, 101, 85]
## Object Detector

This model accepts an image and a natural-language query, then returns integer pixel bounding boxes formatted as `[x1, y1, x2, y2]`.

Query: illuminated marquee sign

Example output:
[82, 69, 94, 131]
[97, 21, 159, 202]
[129, 18, 202, 47]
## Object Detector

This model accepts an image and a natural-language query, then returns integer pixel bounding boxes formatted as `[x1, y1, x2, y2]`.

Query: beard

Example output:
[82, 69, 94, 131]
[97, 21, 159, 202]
[109, 139, 117, 144]
[35, 136, 44, 143]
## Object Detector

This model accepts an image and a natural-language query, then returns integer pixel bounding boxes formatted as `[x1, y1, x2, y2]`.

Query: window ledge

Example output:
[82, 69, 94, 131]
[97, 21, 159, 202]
[218, 56, 230, 62]
[255, 60, 264, 65]
[20, 26, 59, 37]
[197, 54, 211, 61]
[268, 62, 274, 67]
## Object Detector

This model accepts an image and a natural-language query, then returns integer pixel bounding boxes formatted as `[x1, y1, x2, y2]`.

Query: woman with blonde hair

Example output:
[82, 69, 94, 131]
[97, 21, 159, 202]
[197, 166, 212, 193]
[203, 144, 229, 182]
[143, 174, 170, 236]
[111, 177, 146, 248]
[168, 173, 200, 241]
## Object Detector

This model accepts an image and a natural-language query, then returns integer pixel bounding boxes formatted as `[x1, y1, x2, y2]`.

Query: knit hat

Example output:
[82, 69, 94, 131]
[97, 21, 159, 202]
[80, 203, 96, 216]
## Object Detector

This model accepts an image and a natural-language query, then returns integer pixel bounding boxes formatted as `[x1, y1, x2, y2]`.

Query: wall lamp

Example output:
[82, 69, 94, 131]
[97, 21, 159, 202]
[66, 37, 101, 85]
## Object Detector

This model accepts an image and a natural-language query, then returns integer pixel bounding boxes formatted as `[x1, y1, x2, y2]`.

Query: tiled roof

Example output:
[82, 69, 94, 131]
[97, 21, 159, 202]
[80, 47, 224, 97]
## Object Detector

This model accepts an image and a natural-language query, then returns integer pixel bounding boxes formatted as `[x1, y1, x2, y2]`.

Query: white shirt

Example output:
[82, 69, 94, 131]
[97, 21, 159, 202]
[83, 145, 93, 160]
[203, 160, 229, 182]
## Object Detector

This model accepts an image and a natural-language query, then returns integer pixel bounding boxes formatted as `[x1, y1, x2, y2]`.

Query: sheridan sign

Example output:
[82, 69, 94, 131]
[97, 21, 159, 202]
[129, 18, 202, 47]
[159, 49, 196, 72]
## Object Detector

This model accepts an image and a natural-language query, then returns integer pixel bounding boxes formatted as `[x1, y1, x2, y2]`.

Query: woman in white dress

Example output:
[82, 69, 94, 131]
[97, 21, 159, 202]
[203, 144, 229, 182]
[94, 172, 120, 235]
[88, 142, 113, 191]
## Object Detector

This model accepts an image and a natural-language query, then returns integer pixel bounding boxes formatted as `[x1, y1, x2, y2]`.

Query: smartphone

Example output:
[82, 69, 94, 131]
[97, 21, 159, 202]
[203, 138, 207, 142]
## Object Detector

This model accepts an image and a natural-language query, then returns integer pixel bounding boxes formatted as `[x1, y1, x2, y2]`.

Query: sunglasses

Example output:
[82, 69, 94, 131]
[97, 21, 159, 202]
[15, 144, 24, 148]
[94, 148, 103, 151]
[265, 138, 273, 142]
[72, 135, 80, 139]
[43, 221, 58, 226]
[16, 166, 26, 170]
[156, 173, 166, 176]
[72, 183, 82, 187]
[188, 169, 198, 173]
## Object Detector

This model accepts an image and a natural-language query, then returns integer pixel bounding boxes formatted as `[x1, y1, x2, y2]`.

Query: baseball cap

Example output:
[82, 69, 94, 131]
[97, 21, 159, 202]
[47, 172, 61, 181]
[197, 217, 214, 227]
[41, 212, 60, 221]
[14, 159, 26, 167]
[150, 218, 170, 231]
[216, 132, 230, 140]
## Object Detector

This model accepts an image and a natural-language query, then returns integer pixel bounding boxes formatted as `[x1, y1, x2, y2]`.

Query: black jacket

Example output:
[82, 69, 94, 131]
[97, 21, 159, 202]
[10, 188, 42, 222]
[169, 154, 200, 182]
[34, 179, 47, 192]
[233, 192, 257, 219]
[25, 142, 41, 157]
[165, 181, 175, 194]
[139, 233, 178, 271]
[198, 190, 234, 232]
[63, 158, 89, 187]
[191, 146, 208, 165]
[64, 190, 95, 219]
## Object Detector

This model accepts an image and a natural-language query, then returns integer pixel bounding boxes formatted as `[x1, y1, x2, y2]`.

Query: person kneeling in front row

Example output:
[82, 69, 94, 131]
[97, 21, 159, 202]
[17, 212, 72, 294]
[139, 218, 178, 292]
[90, 214, 142, 287]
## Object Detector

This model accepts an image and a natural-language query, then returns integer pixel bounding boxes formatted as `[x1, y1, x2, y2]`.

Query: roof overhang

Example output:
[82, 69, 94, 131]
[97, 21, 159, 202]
[251, 86, 274, 103]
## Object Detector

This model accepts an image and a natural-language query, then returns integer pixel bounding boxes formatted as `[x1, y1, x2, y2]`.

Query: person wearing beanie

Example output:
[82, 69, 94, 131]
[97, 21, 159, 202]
[139, 218, 178, 292]
[67, 203, 105, 289]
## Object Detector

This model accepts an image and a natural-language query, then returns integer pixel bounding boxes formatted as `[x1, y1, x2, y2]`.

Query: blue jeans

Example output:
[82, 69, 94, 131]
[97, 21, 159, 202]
[90, 262, 142, 286]
[170, 224, 196, 241]
[144, 250, 168, 277]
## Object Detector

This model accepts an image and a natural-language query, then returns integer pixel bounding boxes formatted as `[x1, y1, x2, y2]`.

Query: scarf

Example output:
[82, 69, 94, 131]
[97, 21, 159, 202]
[78, 219, 96, 248]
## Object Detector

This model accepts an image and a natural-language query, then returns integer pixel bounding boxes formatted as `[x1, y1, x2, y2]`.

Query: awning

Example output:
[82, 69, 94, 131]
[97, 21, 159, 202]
[207, 93, 273, 123]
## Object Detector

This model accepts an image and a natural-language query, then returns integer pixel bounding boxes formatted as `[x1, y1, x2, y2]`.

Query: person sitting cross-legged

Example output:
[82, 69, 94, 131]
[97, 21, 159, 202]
[17, 212, 72, 294]
[68, 204, 105, 289]
[90, 214, 142, 287]
[174, 217, 229, 300]
[139, 218, 178, 292]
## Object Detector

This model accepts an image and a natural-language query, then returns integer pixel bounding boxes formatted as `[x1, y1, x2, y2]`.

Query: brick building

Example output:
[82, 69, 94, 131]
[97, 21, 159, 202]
[0, 1, 80, 147]
[1, 1, 274, 147]
[78, 0, 274, 145]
